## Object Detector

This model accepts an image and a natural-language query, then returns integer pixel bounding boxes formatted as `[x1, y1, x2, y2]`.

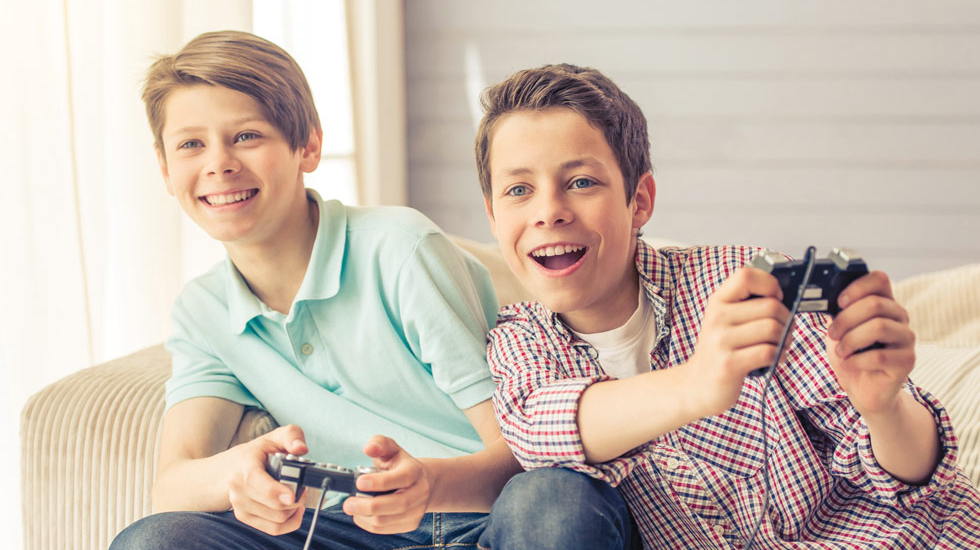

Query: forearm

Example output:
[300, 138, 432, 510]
[578, 366, 702, 464]
[863, 391, 942, 485]
[420, 438, 522, 513]
[152, 397, 248, 512]
[152, 450, 237, 512]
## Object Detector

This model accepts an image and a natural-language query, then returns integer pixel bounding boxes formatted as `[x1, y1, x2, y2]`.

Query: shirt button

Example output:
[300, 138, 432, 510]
[301, 343, 313, 355]
[713, 523, 726, 536]
[666, 457, 680, 470]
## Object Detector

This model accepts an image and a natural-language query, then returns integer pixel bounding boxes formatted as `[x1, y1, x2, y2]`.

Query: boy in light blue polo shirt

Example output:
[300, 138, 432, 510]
[164, 192, 500, 468]
[110, 31, 635, 550]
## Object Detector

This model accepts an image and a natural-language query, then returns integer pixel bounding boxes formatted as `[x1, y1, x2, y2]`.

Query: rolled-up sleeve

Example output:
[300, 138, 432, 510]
[784, 313, 959, 509]
[829, 383, 959, 508]
[488, 305, 650, 485]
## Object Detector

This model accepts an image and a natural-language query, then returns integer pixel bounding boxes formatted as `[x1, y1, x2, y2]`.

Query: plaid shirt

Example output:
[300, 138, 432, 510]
[488, 240, 980, 549]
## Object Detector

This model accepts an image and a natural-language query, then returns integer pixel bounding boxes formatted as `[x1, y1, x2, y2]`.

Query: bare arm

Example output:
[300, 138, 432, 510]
[152, 396, 310, 535]
[863, 392, 941, 485]
[152, 396, 246, 512]
[578, 368, 702, 463]
[421, 399, 523, 511]
[579, 267, 792, 463]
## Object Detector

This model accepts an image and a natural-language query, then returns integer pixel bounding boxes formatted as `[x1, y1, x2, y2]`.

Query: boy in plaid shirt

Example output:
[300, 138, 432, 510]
[476, 64, 980, 548]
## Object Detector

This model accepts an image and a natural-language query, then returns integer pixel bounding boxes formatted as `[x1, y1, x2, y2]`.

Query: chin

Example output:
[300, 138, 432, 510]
[202, 225, 252, 244]
[535, 291, 585, 316]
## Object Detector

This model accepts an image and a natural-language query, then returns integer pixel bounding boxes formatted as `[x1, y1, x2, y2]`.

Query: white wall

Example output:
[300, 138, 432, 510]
[404, 0, 980, 281]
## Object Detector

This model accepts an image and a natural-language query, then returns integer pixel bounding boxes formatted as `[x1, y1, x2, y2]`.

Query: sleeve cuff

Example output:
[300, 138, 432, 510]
[497, 375, 646, 486]
[164, 379, 261, 412]
[448, 375, 497, 410]
[833, 385, 959, 509]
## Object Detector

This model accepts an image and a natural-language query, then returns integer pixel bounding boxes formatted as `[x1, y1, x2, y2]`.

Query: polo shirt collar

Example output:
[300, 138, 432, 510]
[226, 259, 260, 333]
[225, 188, 348, 333]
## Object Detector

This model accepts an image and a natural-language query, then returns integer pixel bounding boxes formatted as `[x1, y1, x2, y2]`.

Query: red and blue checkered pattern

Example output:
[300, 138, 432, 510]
[488, 240, 980, 549]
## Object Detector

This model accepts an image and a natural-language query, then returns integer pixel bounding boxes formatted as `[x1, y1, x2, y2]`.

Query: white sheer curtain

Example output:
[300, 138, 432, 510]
[1, 0, 391, 546]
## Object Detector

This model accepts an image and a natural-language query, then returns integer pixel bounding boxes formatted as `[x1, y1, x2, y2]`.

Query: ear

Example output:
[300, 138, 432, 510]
[630, 171, 655, 230]
[299, 127, 323, 173]
[483, 195, 497, 237]
[156, 146, 175, 196]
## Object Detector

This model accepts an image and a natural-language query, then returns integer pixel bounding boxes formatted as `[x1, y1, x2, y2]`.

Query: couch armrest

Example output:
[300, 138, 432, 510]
[21, 345, 171, 550]
[20, 344, 278, 550]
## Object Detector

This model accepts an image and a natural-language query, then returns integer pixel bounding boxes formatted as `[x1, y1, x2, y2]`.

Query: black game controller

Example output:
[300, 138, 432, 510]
[750, 247, 869, 317]
[266, 452, 394, 502]
[747, 247, 880, 378]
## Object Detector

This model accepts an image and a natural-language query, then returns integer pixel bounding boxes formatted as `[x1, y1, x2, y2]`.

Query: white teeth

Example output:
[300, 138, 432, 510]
[204, 190, 255, 206]
[531, 244, 585, 257]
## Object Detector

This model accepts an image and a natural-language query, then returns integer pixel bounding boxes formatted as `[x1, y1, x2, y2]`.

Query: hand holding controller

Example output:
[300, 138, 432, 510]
[750, 247, 869, 317]
[747, 247, 880, 378]
[266, 453, 395, 550]
[266, 452, 394, 503]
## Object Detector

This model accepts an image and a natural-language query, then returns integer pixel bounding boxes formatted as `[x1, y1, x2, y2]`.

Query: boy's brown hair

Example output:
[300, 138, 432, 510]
[142, 30, 320, 156]
[475, 63, 652, 205]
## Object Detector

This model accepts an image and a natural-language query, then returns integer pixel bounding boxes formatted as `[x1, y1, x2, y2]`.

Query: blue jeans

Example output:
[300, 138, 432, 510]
[110, 468, 635, 549]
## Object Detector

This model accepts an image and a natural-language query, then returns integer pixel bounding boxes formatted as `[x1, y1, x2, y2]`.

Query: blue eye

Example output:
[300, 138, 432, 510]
[506, 185, 529, 197]
[570, 178, 595, 189]
[236, 132, 259, 143]
[178, 140, 203, 149]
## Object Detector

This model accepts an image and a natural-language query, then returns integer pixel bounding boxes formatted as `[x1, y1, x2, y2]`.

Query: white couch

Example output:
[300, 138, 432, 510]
[20, 239, 980, 550]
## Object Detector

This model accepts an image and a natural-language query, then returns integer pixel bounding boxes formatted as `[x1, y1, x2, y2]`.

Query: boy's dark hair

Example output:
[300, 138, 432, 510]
[142, 30, 320, 157]
[475, 63, 651, 204]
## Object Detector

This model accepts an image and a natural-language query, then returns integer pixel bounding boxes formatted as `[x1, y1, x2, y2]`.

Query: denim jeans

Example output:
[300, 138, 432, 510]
[109, 467, 636, 550]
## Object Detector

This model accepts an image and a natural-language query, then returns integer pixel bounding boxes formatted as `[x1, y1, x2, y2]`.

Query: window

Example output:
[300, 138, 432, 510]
[253, 0, 358, 205]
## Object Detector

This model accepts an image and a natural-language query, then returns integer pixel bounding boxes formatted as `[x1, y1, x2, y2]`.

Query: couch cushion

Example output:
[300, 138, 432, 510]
[894, 263, 980, 347]
[910, 343, 980, 487]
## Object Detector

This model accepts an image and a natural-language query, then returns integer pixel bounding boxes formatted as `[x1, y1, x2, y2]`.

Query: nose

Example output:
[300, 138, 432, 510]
[533, 187, 573, 228]
[205, 144, 241, 177]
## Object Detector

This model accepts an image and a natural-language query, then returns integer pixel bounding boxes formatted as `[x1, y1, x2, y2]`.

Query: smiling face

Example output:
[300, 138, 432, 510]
[486, 107, 655, 333]
[157, 84, 320, 249]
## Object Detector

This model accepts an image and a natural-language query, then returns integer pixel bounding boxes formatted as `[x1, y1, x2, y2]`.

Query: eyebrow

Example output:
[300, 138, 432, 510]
[498, 157, 606, 178]
[165, 116, 269, 140]
[559, 157, 605, 171]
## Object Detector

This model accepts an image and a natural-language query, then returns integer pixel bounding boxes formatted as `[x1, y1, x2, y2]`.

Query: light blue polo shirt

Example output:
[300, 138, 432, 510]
[164, 189, 499, 468]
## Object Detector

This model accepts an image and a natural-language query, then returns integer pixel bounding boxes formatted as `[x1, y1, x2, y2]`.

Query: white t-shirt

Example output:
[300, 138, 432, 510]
[570, 284, 659, 379]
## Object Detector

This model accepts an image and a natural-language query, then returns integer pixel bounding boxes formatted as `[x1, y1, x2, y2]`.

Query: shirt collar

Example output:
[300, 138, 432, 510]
[634, 239, 673, 348]
[635, 239, 670, 306]
[226, 258, 260, 333]
[226, 188, 348, 333]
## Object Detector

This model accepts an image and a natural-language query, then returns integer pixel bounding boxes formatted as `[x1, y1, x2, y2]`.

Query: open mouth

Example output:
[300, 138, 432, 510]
[530, 244, 587, 271]
[201, 189, 258, 206]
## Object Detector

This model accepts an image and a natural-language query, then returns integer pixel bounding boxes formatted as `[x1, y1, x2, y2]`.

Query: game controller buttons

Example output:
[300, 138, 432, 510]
[266, 452, 393, 501]
[750, 247, 869, 317]
[828, 247, 860, 270]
